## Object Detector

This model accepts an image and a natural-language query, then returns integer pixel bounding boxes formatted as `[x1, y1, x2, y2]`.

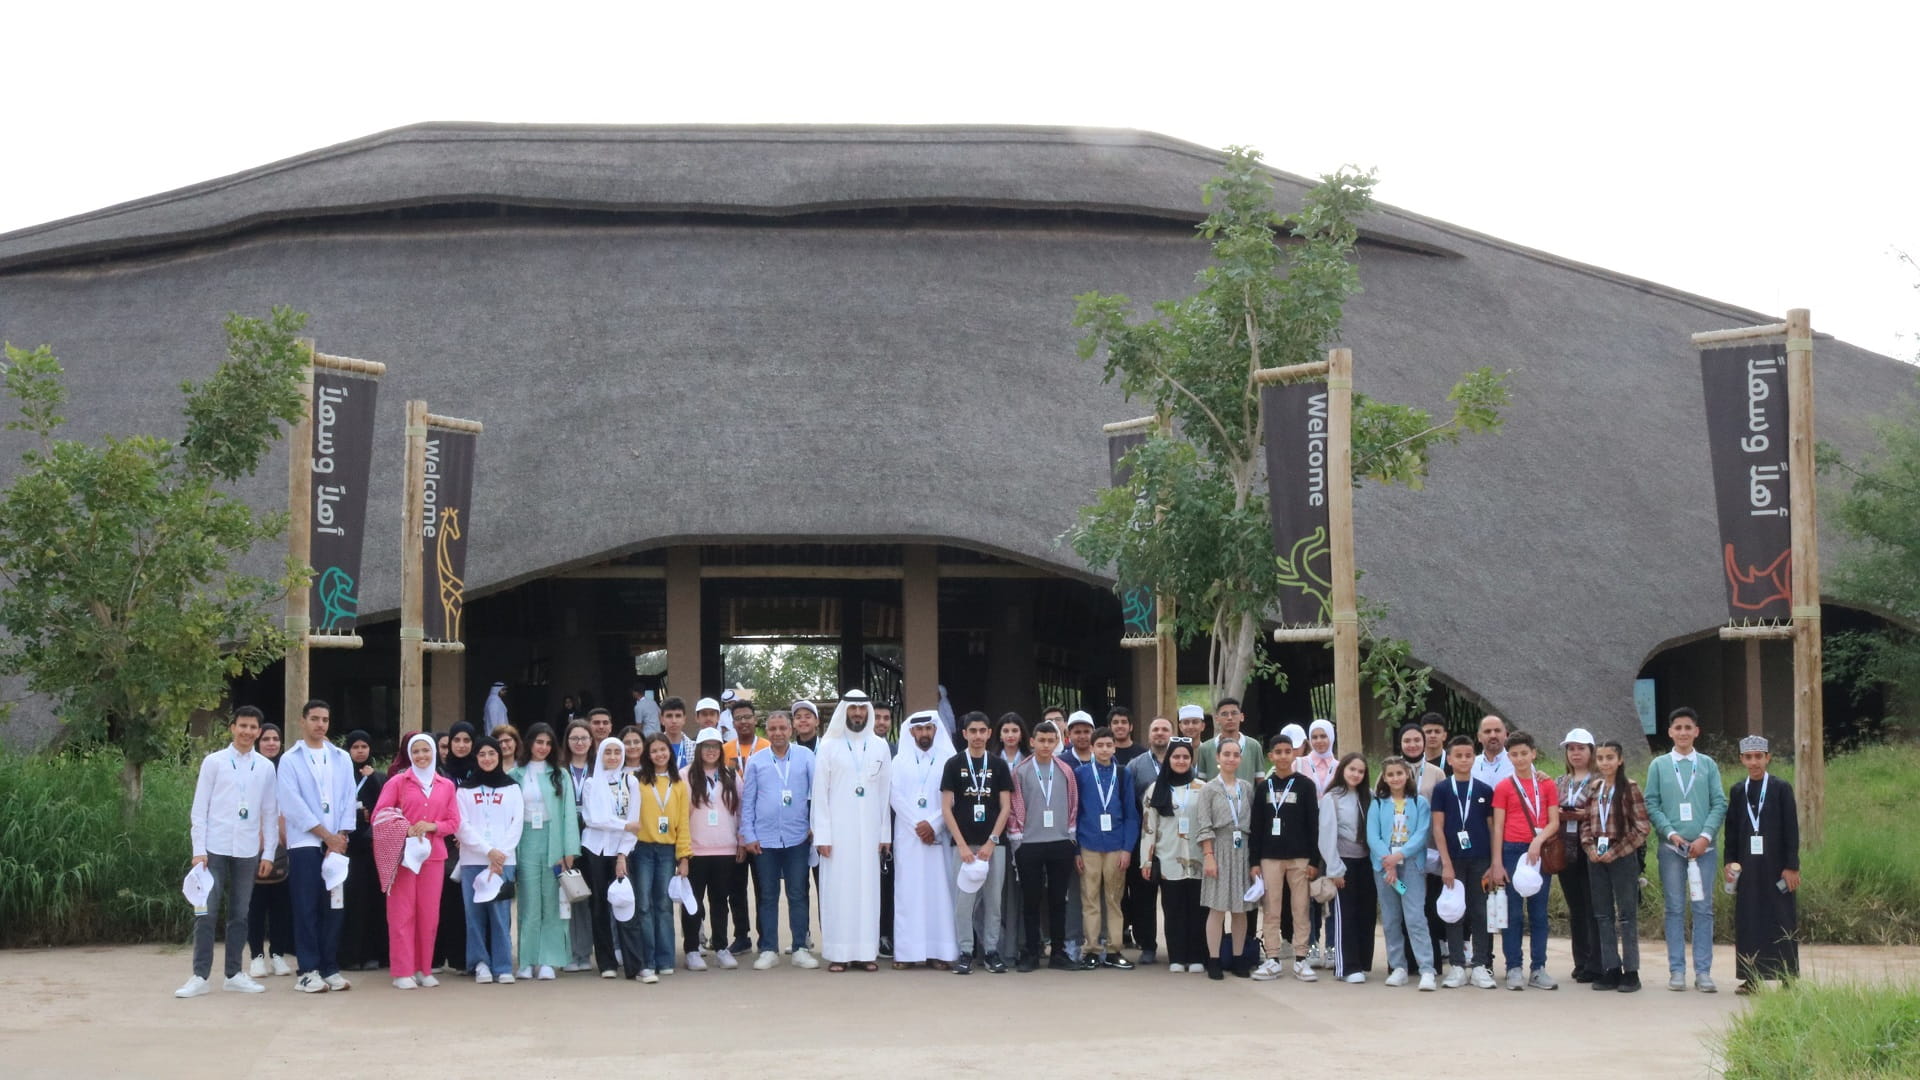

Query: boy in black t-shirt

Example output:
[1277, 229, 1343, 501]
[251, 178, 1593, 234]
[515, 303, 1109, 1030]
[941, 711, 1013, 974]
[1433, 735, 1498, 989]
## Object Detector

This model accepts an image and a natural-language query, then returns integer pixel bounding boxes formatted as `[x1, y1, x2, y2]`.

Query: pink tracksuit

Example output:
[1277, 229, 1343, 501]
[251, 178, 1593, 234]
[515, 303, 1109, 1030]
[374, 773, 462, 977]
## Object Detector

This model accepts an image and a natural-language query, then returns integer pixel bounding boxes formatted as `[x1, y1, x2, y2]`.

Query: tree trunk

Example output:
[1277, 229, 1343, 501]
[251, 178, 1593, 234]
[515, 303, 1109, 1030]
[1211, 608, 1257, 704]
[120, 757, 144, 826]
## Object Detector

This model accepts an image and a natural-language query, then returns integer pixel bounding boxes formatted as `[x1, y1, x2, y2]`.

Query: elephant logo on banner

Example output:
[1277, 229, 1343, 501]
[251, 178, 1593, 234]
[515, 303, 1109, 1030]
[1121, 586, 1156, 638]
[316, 566, 358, 633]
[437, 508, 465, 641]
[1275, 526, 1333, 623]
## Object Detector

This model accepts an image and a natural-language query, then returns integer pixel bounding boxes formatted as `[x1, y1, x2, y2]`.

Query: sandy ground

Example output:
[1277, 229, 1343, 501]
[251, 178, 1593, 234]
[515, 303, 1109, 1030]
[4, 936, 1916, 1079]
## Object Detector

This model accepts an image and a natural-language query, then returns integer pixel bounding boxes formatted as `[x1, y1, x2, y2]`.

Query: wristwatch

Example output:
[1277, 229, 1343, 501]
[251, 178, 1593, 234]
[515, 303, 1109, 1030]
[988, 835, 1000, 846]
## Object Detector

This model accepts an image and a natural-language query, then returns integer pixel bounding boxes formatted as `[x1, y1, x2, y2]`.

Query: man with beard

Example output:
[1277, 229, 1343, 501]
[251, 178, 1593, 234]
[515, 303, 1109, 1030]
[1473, 714, 1515, 788]
[811, 690, 893, 971]
[889, 711, 958, 969]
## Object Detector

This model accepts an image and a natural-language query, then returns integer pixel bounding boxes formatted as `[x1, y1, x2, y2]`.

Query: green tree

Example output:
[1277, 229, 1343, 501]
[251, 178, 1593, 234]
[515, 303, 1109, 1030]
[720, 644, 841, 710]
[0, 308, 310, 818]
[1070, 149, 1509, 701]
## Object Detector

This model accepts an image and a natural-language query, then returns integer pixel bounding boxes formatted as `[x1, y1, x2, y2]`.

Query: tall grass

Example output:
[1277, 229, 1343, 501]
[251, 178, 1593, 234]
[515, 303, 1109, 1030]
[1718, 981, 1920, 1079]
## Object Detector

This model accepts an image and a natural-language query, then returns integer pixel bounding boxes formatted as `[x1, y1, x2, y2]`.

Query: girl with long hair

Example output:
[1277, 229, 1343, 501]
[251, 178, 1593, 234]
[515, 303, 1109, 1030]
[1318, 752, 1375, 982]
[1140, 737, 1207, 973]
[374, 733, 462, 989]
[1370, 757, 1438, 991]
[510, 723, 578, 980]
[634, 733, 692, 979]
[246, 723, 293, 978]
[1195, 738, 1257, 980]
[557, 719, 599, 972]
[1581, 740, 1650, 992]
[682, 728, 743, 970]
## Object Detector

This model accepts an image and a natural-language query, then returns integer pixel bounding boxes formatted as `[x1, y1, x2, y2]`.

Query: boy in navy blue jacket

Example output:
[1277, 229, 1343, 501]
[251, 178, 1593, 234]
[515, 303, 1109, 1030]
[1432, 735, 1498, 989]
[1075, 728, 1139, 969]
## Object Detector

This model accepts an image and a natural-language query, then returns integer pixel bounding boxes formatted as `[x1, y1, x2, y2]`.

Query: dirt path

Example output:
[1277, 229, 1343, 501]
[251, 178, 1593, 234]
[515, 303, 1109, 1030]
[3, 938, 1914, 1078]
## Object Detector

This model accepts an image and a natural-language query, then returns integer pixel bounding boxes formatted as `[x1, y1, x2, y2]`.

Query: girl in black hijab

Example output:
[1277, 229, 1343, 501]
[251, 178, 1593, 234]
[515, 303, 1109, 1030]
[433, 721, 479, 972]
[246, 723, 294, 977]
[443, 722, 478, 783]
[339, 730, 389, 970]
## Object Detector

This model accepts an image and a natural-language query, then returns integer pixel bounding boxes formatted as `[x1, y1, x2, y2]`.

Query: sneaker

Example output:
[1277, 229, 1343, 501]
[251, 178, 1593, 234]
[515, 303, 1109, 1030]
[249, 956, 268, 979]
[496, 973, 515, 985]
[686, 951, 708, 972]
[715, 950, 737, 970]
[1619, 970, 1642, 993]
[1418, 971, 1438, 991]
[1386, 967, 1409, 987]
[879, 936, 894, 959]
[1048, 952, 1076, 971]
[1101, 954, 1135, 970]
[1506, 968, 1526, 991]
[562, 962, 587, 973]
[173, 975, 210, 998]
[1592, 969, 1620, 991]
[323, 973, 351, 991]
[1317, 949, 1337, 970]
[1529, 969, 1558, 991]
[1017, 954, 1038, 973]
[1696, 974, 1718, 993]
[754, 951, 779, 970]
[1471, 966, 1497, 989]
[1250, 958, 1284, 981]
[952, 958, 973, 975]
[517, 966, 533, 980]
[1442, 966, 1467, 989]
[1293, 958, 1320, 983]
[728, 937, 752, 956]
[659, 968, 675, 976]
[1169, 962, 1184, 973]
[474, 969, 493, 984]
[1076, 955, 1102, 971]
[271, 955, 293, 977]
[293, 972, 329, 994]
[224, 973, 266, 994]
[417, 974, 440, 988]
[984, 953, 1007, 974]
[1668, 972, 1687, 991]
[1306, 945, 1324, 969]
[1138, 949, 1157, 966]
[1344, 972, 1367, 984]
[640, 969, 659, 984]
[601, 969, 618, 979]
[537, 966, 556, 980]
[1204, 960, 1223, 981]
[1573, 967, 1597, 984]
[791, 948, 819, 970]
[392, 976, 418, 990]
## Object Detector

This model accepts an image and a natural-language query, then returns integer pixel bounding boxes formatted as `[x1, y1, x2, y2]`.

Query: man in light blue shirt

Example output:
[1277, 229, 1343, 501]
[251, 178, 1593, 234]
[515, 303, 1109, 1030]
[277, 699, 358, 993]
[739, 710, 817, 970]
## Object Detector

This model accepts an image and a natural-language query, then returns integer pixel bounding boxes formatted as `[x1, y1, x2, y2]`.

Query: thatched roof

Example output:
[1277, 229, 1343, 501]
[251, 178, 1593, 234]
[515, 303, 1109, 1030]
[1, 123, 1912, 742]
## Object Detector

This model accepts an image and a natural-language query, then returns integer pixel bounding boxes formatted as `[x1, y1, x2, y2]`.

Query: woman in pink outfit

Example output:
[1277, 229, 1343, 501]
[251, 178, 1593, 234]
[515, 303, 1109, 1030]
[375, 733, 462, 989]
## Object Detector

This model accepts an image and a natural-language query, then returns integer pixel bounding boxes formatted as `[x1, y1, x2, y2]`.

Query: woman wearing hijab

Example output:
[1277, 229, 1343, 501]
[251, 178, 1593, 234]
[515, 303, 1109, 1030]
[339, 730, 389, 971]
[374, 733, 462, 989]
[455, 735, 524, 983]
[579, 736, 645, 979]
[432, 722, 477, 972]
[443, 722, 478, 784]
[510, 723, 579, 981]
[246, 722, 294, 978]
[1140, 737, 1207, 973]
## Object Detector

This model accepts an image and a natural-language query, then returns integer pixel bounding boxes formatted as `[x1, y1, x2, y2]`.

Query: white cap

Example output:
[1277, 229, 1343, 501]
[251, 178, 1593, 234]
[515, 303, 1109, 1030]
[471, 868, 504, 904]
[607, 876, 636, 922]
[694, 727, 725, 745]
[1436, 880, 1467, 923]
[957, 857, 991, 894]
[1067, 710, 1094, 728]
[694, 697, 721, 714]
[182, 864, 214, 908]
[668, 874, 700, 916]
[1177, 704, 1204, 721]
[1512, 858, 1544, 898]
[719, 689, 738, 702]
[1242, 877, 1266, 904]
[1280, 724, 1308, 747]
[321, 851, 351, 891]
[402, 836, 431, 873]
[1560, 727, 1596, 747]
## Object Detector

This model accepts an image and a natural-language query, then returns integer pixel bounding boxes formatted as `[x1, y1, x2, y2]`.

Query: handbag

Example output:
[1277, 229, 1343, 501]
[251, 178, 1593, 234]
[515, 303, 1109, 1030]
[1509, 777, 1568, 876]
[557, 868, 591, 903]
[256, 850, 290, 885]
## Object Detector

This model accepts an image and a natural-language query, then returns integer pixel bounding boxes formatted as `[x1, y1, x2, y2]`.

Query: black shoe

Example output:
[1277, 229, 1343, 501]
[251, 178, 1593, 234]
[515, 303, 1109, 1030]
[1016, 954, 1037, 973]
[1618, 970, 1642, 993]
[1048, 952, 1076, 971]
[952, 958, 972, 975]
[728, 938, 752, 956]
[1204, 959, 1224, 981]
[1592, 969, 1620, 991]
[1138, 948, 1157, 966]
[1573, 967, 1597, 984]
[984, 953, 1008, 974]
[878, 936, 893, 958]
[1102, 954, 1135, 970]
[1230, 959, 1252, 979]
[1077, 955, 1101, 971]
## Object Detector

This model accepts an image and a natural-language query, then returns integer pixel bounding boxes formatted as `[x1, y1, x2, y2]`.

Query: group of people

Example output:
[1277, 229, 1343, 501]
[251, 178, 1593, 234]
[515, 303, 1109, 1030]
[176, 691, 1803, 999]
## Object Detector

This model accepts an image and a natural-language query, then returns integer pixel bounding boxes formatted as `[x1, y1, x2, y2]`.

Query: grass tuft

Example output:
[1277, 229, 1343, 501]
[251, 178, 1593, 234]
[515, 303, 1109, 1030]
[1719, 980, 1920, 1079]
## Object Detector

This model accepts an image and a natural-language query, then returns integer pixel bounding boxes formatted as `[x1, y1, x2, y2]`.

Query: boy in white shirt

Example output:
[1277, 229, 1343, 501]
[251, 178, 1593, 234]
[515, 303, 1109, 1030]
[177, 706, 280, 998]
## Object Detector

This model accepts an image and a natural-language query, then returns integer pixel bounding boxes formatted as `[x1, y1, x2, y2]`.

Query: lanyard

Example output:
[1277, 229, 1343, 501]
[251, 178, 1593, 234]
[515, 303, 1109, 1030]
[1513, 774, 1543, 822]
[609, 777, 630, 818]
[1171, 784, 1192, 814]
[1671, 753, 1698, 801]
[1093, 763, 1118, 811]
[1266, 774, 1298, 809]
[650, 779, 670, 818]
[1035, 761, 1057, 808]
[232, 749, 256, 811]
[1222, 780, 1244, 827]
[771, 752, 793, 792]
[1596, 783, 1613, 835]
[307, 744, 332, 788]
[1744, 775, 1768, 834]
[703, 772, 721, 807]
[1003, 750, 1024, 772]
[965, 754, 990, 795]
[1451, 777, 1471, 821]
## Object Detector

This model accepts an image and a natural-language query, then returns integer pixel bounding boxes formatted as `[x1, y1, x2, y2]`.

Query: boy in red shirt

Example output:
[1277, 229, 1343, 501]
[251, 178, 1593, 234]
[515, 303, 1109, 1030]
[1487, 731, 1560, 991]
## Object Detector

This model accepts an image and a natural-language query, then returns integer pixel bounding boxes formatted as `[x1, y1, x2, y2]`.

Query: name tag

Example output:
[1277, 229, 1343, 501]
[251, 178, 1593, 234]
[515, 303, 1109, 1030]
[780, 789, 792, 806]
[707, 810, 719, 827]
[238, 806, 250, 821]
[656, 816, 670, 835]
[1565, 821, 1579, 835]
[1457, 829, 1471, 850]
[1099, 813, 1113, 832]
[322, 801, 331, 814]
[1231, 830, 1244, 849]
[1042, 810, 1055, 829]
[1679, 804, 1694, 823]
[917, 797, 927, 808]
[1749, 834, 1764, 856]
[1597, 837, 1610, 855]
[1270, 818, 1282, 837]
[1177, 817, 1190, 837]
[973, 804, 986, 823]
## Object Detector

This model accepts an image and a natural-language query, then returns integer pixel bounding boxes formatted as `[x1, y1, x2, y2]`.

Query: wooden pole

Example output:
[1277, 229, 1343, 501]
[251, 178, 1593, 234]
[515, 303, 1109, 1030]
[284, 341, 315, 721]
[399, 400, 428, 733]
[1745, 637, 1764, 735]
[1786, 308, 1824, 845]
[1327, 348, 1363, 756]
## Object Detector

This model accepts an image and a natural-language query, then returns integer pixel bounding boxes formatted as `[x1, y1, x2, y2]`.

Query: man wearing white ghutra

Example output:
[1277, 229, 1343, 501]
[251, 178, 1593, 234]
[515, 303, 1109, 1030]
[811, 689, 893, 971]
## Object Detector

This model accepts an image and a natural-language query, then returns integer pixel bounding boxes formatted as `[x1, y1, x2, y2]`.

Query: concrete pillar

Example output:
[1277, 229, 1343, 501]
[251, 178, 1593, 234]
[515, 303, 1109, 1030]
[429, 650, 464, 733]
[902, 546, 940, 713]
[666, 546, 702, 702]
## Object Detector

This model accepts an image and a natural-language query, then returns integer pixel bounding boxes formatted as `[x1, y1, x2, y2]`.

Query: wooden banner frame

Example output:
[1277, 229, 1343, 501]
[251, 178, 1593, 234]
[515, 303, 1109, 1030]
[1103, 413, 1178, 724]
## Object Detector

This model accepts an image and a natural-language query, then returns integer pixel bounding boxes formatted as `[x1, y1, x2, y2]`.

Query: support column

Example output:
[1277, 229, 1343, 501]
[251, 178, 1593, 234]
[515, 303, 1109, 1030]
[430, 651, 465, 732]
[1132, 647, 1157, 720]
[903, 546, 939, 712]
[666, 546, 702, 703]
[1786, 308, 1824, 845]
[1744, 638, 1763, 736]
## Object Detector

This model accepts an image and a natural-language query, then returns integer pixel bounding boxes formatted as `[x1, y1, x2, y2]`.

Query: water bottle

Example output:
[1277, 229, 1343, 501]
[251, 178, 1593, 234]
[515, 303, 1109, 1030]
[1687, 858, 1705, 902]
[1723, 864, 1740, 895]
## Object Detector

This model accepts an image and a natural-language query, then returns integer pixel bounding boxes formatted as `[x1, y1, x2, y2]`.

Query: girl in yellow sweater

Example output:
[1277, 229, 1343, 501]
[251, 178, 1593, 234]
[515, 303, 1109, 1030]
[632, 734, 692, 980]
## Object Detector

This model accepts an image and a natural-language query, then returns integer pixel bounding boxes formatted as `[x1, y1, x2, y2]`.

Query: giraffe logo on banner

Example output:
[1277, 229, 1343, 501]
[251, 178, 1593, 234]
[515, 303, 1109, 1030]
[437, 508, 464, 641]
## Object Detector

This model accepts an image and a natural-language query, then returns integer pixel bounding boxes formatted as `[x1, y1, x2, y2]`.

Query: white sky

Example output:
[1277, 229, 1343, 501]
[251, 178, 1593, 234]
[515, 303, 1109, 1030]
[5, 1, 1915, 360]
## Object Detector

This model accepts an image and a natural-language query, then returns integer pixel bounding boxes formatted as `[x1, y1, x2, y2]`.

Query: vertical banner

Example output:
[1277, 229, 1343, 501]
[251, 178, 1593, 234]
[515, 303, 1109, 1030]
[1699, 342, 1791, 620]
[308, 370, 379, 635]
[1261, 381, 1333, 625]
[1107, 429, 1157, 642]
[420, 428, 477, 643]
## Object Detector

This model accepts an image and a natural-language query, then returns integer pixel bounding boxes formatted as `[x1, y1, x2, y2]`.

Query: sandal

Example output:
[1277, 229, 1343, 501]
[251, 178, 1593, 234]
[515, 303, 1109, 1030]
[828, 963, 848, 973]
[891, 962, 912, 970]
[929, 960, 950, 971]
[860, 961, 880, 972]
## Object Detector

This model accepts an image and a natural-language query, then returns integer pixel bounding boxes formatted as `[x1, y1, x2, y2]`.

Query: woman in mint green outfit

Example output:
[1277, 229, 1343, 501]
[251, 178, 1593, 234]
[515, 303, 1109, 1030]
[511, 722, 580, 979]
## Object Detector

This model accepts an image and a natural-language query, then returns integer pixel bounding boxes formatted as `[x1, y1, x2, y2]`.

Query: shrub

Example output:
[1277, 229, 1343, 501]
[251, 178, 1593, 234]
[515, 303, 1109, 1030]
[1718, 980, 1920, 1079]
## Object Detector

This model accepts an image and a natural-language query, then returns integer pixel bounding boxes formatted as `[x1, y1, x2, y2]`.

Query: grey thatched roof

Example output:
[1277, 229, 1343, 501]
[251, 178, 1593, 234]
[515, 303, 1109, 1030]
[0, 123, 1912, 744]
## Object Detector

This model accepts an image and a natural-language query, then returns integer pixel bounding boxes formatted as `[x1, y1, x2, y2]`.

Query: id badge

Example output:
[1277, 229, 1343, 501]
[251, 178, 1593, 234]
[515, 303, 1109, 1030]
[1597, 836, 1610, 855]
[656, 816, 670, 835]
[322, 801, 331, 815]
[1042, 810, 1055, 829]
[1457, 829, 1471, 851]
[238, 806, 250, 821]
[917, 797, 927, 808]
[707, 810, 719, 827]
[1749, 834, 1764, 856]
[1177, 816, 1190, 837]
[1232, 830, 1244, 850]
[1565, 820, 1579, 835]
[973, 803, 986, 823]
[1099, 813, 1113, 832]
[1270, 818, 1282, 837]
[1679, 804, 1694, 823]
[780, 789, 793, 806]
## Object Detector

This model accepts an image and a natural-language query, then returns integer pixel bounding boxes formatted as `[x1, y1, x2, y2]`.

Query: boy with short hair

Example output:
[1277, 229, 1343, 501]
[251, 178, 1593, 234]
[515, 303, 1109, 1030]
[1721, 735, 1800, 995]
[1432, 734, 1497, 989]
[1251, 733, 1319, 982]
[1643, 706, 1728, 993]
[177, 706, 280, 998]
[1074, 727, 1138, 969]
[1007, 720, 1080, 972]
[1487, 731, 1559, 991]
[659, 697, 693, 769]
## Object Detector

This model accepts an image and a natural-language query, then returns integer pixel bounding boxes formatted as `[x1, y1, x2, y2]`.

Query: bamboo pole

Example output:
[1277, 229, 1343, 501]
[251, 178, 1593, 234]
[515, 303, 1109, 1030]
[1745, 637, 1764, 736]
[1327, 348, 1363, 757]
[1252, 360, 1332, 385]
[399, 400, 428, 733]
[1154, 412, 1179, 726]
[284, 341, 315, 719]
[1786, 308, 1824, 845]
[1689, 323, 1791, 346]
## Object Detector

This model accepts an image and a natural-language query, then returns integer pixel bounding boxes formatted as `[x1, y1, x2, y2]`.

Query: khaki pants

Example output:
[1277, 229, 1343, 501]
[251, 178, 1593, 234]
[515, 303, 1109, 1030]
[1079, 850, 1127, 952]
[1261, 858, 1312, 959]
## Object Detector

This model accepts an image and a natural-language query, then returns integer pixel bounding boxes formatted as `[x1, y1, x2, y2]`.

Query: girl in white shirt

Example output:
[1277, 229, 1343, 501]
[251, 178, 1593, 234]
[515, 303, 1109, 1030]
[455, 736, 524, 983]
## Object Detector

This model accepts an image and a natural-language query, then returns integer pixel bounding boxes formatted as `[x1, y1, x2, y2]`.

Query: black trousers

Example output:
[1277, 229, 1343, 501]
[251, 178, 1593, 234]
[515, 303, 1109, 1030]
[1559, 852, 1599, 975]
[1125, 859, 1158, 952]
[727, 858, 754, 945]
[1331, 863, 1377, 977]
[880, 849, 894, 943]
[582, 851, 645, 976]
[247, 879, 292, 958]
[1159, 874, 1206, 967]
[1443, 857, 1493, 968]
[682, 854, 738, 951]
[1016, 840, 1075, 958]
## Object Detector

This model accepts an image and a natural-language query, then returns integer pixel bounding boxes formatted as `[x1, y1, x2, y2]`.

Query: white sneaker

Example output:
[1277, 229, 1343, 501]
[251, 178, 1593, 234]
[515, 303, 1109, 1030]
[537, 966, 556, 980]
[474, 968, 493, 984]
[754, 951, 779, 970]
[1386, 967, 1409, 987]
[1189, 963, 1207, 974]
[392, 976, 418, 990]
[1471, 965, 1497, 989]
[323, 973, 350, 991]
[417, 973, 440, 988]
[1318, 950, 1337, 970]
[1418, 971, 1437, 991]
[1442, 966, 1467, 988]
[1305, 945, 1323, 969]
[1507, 968, 1526, 991]
[686, 951, 708, 972]
[293, 972, 328, 994]
[791, 948, 819, 969]
[640, 969, 659, 984]
[659, 967, 675, 976]
[271, 954, 293, 977]
[517, 966, 532, 980]
[174, 975, 210, 998]
[224, 973, 266, 994]
[600, 969, 617, 979]
[716, 949, 738, 969]
[1344, 971, 1367, 983]
[1529, 968, 1558, 990]
[496, 973, 515, 985]
[249, 956, 268, 978]
[1169, 962, 1183, 973]
[1293, 958, 1319, 982]
[563, 961, 587, 972]
[1250, 958, 1284, 981]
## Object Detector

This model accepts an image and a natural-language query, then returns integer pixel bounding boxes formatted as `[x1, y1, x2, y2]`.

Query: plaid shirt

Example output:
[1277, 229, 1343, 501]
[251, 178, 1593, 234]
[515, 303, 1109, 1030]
[1578, 776, 1651, 861]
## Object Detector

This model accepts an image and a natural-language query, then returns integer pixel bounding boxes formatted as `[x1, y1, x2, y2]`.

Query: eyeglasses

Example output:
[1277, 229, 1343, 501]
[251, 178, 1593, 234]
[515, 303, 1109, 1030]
[1168, 736, 1196, 747]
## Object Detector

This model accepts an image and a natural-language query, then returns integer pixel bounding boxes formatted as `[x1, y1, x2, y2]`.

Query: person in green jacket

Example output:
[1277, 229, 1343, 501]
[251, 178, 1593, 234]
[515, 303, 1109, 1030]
[511, 722, 581, 980]
[1641, 707, 1728, 993]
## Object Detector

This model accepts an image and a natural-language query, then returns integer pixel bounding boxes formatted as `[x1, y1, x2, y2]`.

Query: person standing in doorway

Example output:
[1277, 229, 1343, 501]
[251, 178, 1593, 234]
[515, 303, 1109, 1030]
[176, 706, 280, 998]
[633, 685, 661, 737]
[1644, 706, 1728, 993]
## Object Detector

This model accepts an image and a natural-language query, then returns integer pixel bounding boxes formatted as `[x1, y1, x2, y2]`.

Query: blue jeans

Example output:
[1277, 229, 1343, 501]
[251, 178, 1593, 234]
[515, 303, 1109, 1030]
[287, 846, 345, 977]
[753, 845, 812, 953]
[1657, 841, 1717, 976]
[460, 864, 517, 975]
[1500, 841, 1551, 973]
[632, 843, 677, 971]
[1377, 859, 1435, 975]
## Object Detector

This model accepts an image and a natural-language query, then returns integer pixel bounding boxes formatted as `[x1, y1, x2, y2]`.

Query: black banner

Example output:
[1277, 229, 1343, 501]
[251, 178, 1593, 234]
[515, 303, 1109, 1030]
[420, 428, 477, 643]
[1262, 381, 1333, 626]
[1699, 342, 1791, 620]
[1107, 430, 1156, 639]
[308, 371, 378, 635]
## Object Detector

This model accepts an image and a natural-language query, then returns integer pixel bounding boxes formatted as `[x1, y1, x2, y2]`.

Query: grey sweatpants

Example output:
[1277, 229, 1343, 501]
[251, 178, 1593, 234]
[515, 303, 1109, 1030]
[949, 844, 1006, 956]
[192, 853, 258, 980]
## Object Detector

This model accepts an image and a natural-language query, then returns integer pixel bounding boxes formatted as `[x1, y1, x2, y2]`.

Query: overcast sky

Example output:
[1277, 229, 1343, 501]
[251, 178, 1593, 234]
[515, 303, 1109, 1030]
[6, 2, 1914, 361]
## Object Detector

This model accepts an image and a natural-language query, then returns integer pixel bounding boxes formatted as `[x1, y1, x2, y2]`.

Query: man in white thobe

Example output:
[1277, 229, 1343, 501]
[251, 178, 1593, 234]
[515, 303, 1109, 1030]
[811, 689, 893, 969]
[483, 682, 509, 734]
[888, 710, 958, 967]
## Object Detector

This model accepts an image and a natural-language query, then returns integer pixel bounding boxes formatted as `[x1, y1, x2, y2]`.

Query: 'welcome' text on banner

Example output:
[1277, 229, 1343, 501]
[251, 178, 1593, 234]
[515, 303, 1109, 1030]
[1261, 380, 1333, 626]
[420, 428, 477, 643]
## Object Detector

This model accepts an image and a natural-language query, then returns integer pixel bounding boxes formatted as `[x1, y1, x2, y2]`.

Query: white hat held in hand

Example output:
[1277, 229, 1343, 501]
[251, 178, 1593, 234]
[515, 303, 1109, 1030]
[1436, 879, 1467, 923]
